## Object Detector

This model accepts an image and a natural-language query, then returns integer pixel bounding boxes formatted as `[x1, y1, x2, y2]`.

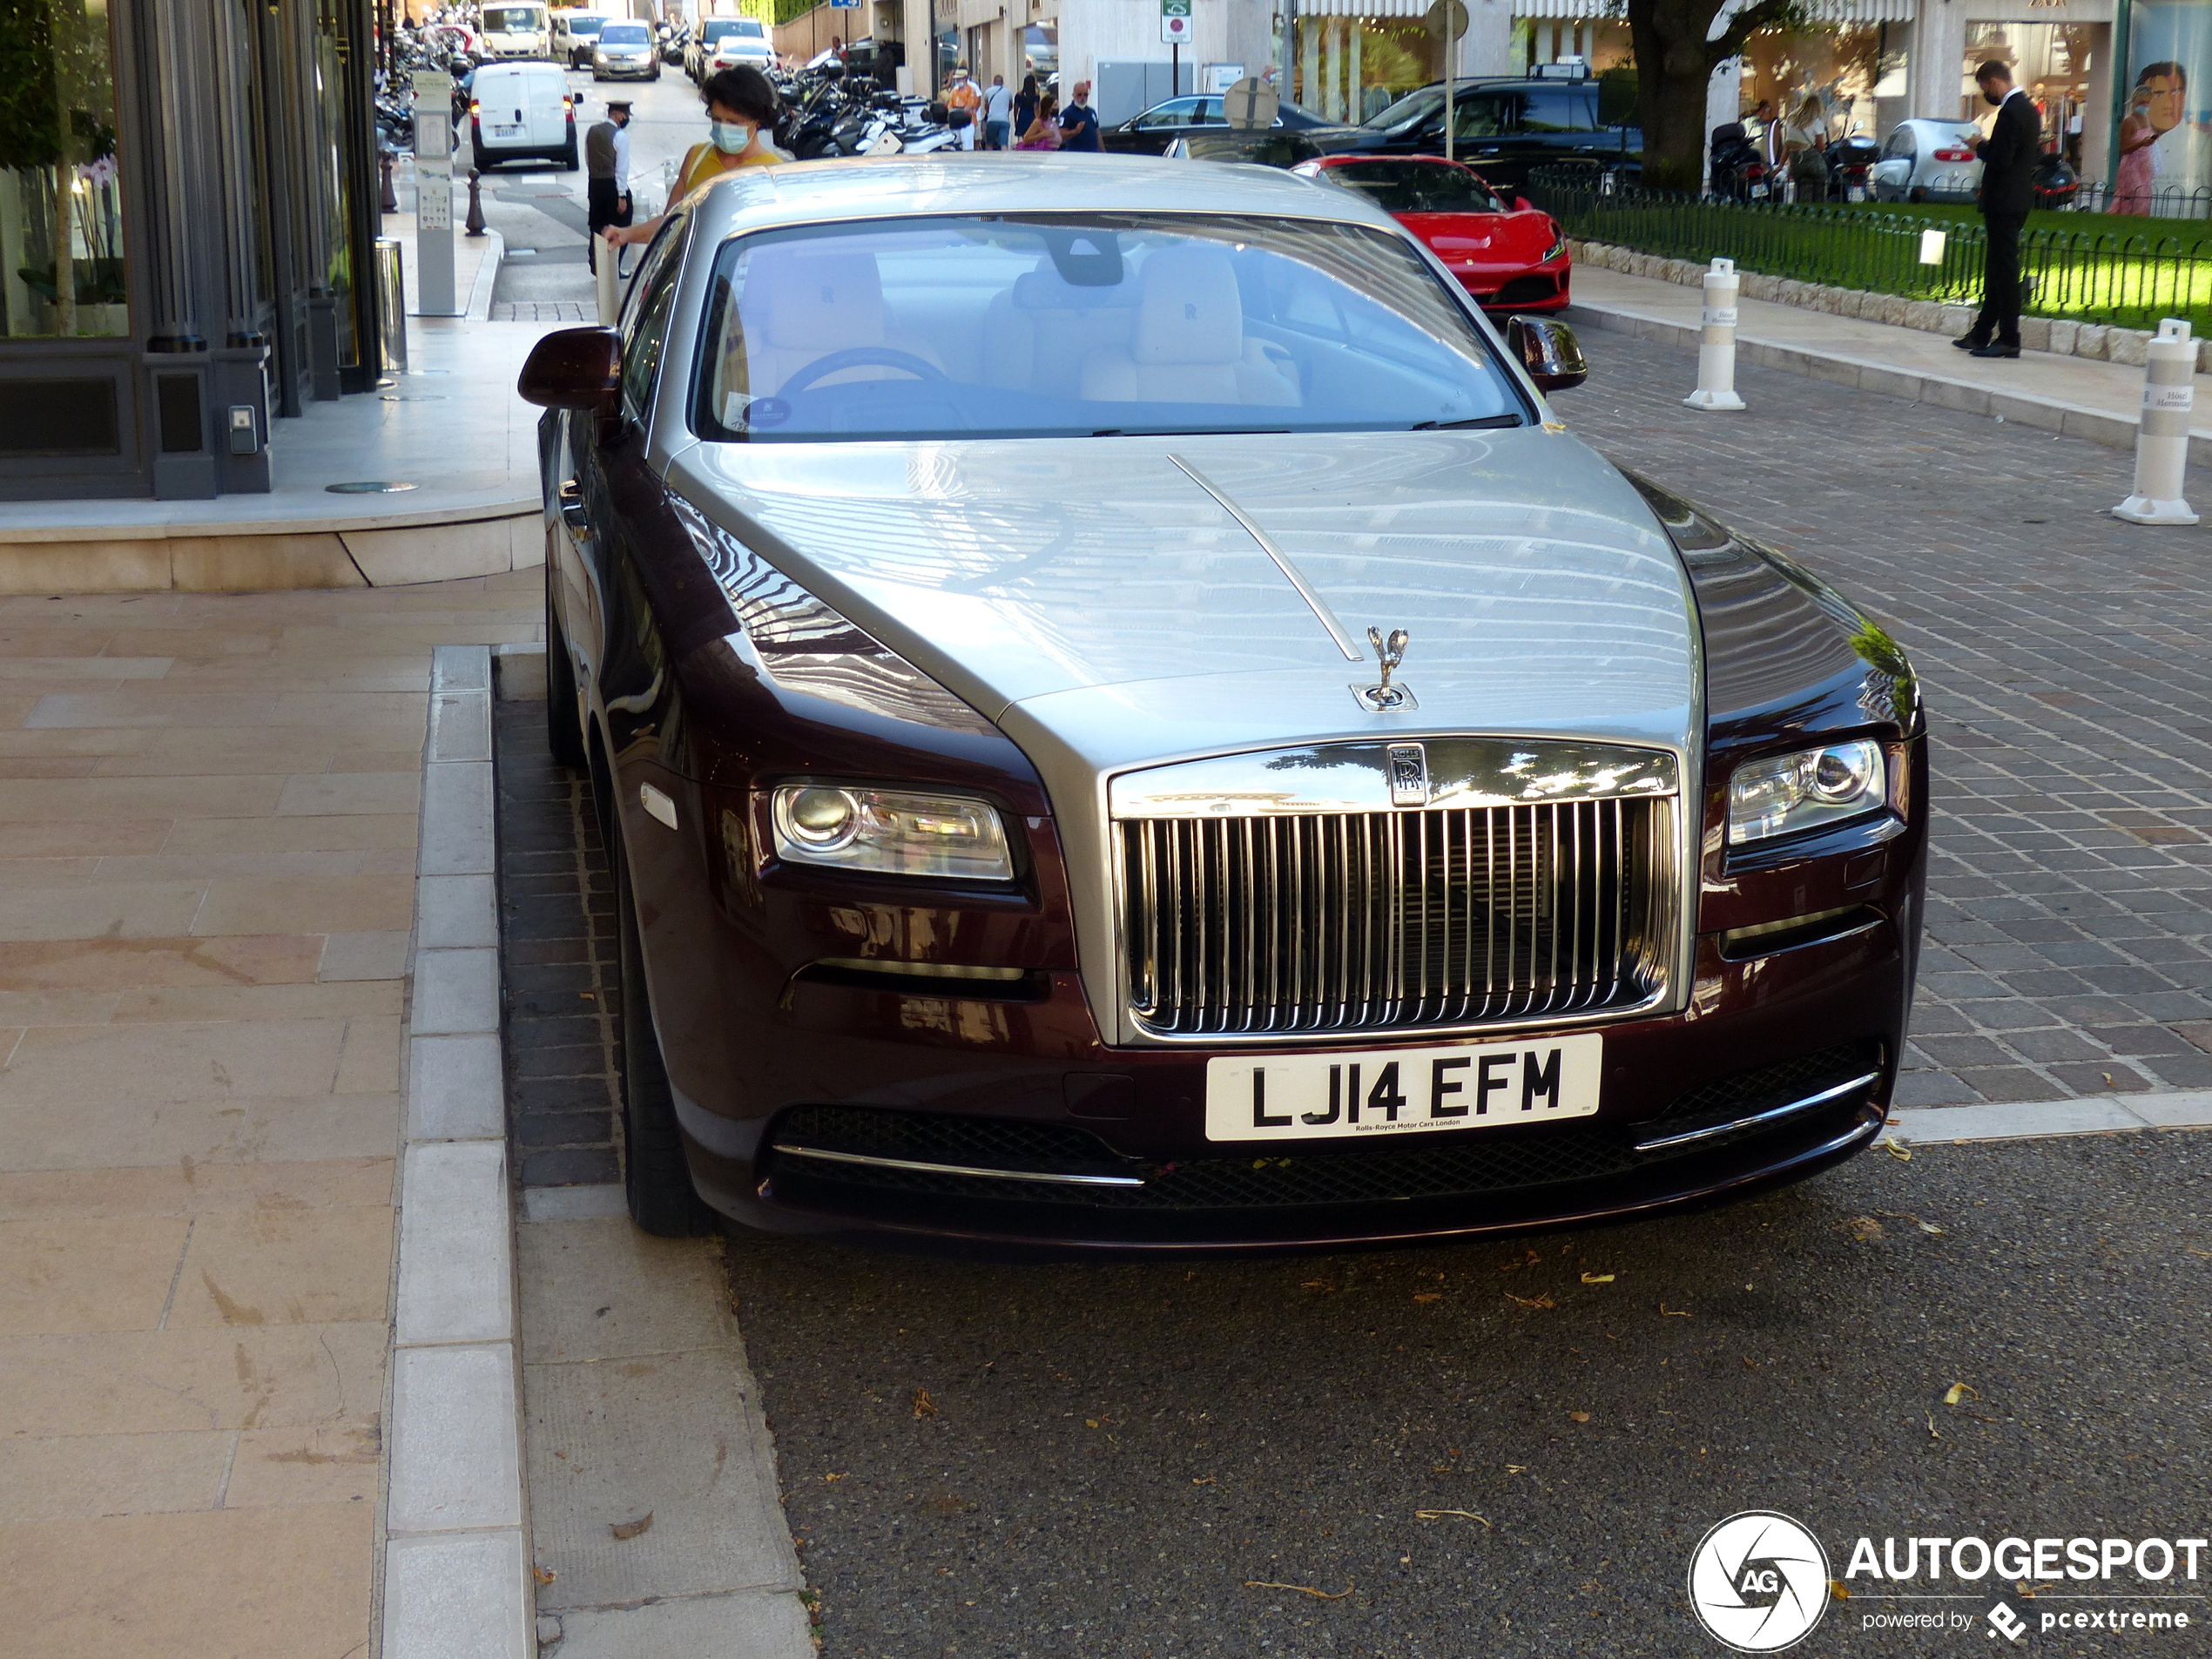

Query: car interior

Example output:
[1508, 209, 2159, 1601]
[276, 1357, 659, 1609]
[698, 219, 1522, 441]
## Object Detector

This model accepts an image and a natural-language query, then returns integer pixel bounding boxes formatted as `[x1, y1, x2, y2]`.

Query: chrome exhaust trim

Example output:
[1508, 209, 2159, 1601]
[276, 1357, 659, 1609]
[1631, 1070, 1883, 1155]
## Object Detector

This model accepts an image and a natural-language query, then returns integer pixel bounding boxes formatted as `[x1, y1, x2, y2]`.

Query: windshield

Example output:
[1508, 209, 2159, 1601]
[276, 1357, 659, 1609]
[706, 20, 748, 40]
[600, 22, 648, 42]
[1324, 160, 1507, 214]
[692, 213, 1524, 444]
[1363, 85, 1441, 132]
[564, 13, 604, 32]
[483, 7, 543, 30]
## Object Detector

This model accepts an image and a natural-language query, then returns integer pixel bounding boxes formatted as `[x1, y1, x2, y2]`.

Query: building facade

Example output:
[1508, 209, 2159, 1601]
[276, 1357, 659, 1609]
[0, 0, 383, 502]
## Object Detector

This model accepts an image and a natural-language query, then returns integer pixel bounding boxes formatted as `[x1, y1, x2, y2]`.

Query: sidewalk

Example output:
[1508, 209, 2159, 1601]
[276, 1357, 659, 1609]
[0, 575, 538, 1659]
[1566, 263, 2212, 466]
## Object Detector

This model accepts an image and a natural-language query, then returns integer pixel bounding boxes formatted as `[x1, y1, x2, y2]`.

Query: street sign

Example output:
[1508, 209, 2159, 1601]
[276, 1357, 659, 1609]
[1162, 10, 1191, 44]
[1223, 77, 1278, 130]
[828, 0, 860, 10]
[1423, 0, 1467, 40]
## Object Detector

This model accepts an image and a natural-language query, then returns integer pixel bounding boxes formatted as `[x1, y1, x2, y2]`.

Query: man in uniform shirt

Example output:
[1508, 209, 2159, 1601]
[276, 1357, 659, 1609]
[583, 99, 632, 273]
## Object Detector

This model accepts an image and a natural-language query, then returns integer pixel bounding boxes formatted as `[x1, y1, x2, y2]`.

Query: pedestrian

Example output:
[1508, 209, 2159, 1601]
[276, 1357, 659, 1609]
[982, 72, 1012, 150]
[603, 66, 783, 257]
[1014, 91, 1061, 150]
[946, 63, 981, 152]
[1954, 59, 2039, 359]
[583, 99, 631, 273]
[1058, 78, 1101, 152]
[1012, 71, 1038, 142]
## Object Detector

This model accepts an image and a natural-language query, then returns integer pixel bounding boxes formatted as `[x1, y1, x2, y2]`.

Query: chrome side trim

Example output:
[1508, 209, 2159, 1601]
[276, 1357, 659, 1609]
[1630, 1070, 1883, 1154]
[1167, 454, 1364, 663]
[1110, 738, 1679, 820]
[769, 1143, 1146, 1188]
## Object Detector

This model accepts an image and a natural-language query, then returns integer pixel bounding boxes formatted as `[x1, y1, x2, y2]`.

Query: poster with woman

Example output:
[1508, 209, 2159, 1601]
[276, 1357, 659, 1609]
[2114, 2, 2212, 214]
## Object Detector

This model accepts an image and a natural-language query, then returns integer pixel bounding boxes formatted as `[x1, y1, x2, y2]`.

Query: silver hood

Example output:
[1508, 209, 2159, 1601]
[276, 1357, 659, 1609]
[671, 428, 1701, 1040]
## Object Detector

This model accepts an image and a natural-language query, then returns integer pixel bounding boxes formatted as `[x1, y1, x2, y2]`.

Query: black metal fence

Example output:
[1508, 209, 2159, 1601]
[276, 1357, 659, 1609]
[1528, 168, 2212, 336]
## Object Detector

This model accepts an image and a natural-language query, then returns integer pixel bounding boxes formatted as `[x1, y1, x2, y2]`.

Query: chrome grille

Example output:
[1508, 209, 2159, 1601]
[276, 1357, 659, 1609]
[1118, 799, 1671, 1038]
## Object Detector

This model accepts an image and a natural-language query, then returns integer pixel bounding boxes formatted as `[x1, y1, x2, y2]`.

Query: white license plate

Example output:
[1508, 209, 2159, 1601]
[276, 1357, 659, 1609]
[489, 125, 522, 138]
[1750, 184, 1770, 199]
[1205, 1033, 1602, 1143]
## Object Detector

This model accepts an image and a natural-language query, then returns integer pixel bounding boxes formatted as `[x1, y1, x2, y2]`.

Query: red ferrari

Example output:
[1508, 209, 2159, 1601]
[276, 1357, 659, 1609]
[1290, 154, 1571, 314]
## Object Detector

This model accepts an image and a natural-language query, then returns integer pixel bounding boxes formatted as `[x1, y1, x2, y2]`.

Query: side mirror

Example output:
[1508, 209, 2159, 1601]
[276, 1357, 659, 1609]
[1507, 315, 1588, 393]
[1514, 194, 1533, 211]
[517, 326, 622, 423]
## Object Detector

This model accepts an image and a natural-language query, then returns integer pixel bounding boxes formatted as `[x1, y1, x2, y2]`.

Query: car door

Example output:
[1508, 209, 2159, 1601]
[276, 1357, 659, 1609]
[1444, 91, 1516, 172]
[1109, 96, 1203, 154]
[1511, 84, 1602, 183]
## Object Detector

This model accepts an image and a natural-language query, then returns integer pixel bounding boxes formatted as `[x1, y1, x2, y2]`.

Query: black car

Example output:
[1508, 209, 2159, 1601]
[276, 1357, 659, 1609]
[1102, 93, 1352, 157]
[1326, 76, 1640, 193]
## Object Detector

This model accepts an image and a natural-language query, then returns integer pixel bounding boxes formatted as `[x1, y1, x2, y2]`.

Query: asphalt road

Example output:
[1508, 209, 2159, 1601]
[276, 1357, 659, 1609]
[725, 1132, 2212, 1657]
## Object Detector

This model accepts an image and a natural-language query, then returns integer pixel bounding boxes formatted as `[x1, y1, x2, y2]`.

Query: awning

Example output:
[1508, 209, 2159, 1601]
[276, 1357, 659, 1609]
[1514, 0, 1912, 18]
[1291, 0, 1436, 17]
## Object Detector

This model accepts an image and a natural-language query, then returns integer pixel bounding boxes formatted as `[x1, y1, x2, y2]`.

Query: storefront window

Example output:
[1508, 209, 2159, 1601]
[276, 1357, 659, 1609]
[2109, 3, 2196, 215]
[1742, 25, 1904, 148]
[1962, 22, 2099, 156]
[0, 0, 126, 338]
[1292, 16, 1443, 126]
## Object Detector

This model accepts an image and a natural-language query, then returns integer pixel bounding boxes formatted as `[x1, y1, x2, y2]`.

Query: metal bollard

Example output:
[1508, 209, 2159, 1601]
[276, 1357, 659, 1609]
[463, 168, 486, 237]
[2114, 318, 2200, 525]
[595, 236, 621, 326]
[1683, 257, 1746, 411]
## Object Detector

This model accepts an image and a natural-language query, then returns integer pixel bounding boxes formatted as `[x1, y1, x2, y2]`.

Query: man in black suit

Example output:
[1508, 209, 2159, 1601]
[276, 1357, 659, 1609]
[1955, 60, 2040, 359]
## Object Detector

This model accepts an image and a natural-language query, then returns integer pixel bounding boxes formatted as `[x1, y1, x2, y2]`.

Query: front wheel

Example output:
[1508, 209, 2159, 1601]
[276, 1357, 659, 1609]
[613, 811, 718, 1238]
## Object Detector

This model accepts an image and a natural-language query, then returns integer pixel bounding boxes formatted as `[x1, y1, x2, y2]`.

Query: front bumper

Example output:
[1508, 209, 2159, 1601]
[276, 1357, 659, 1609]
[668, 915, 1912, 1257]
[1458, 259, 1572, 313]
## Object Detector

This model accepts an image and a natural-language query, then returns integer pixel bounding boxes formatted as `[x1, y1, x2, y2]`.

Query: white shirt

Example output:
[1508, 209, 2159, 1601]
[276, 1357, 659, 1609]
[611, 122, 631, 193]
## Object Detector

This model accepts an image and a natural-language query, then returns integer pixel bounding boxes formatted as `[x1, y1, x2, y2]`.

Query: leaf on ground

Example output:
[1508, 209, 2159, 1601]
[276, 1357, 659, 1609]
[1191, 1475, 1215, 1485]
[1661, 1304, 1692, 1317]
[1830, 1580, 1851, 1601]
[1882, 1138, 1912, 1161]
[1085, 1419, 1100, 1428]
[1507, 1464, 1528, 1474]
[1847, 1216, 1887, 1242]
[823, 1472, 847, 1482]
[1926, 1413, 1939, 1440]
[1416, 1509, 1493, 1526]
[1944, 1381, 1980, 1406]
[1301, 1279, 1337, 1291]
[610, 1511, 653, 1541]
[1413, 1291, 1443, 1303]
[913, 1388, 939, 1419]
[531, 1565, 557, 1585]
[1581, 1272, 1616, 1284]
[1500, 1248, 1541, 1271]
[1568, 1411, 1591, 1423]
[1506, 1291, 1555, 1309]
[1244, 1581, 1356, 1600]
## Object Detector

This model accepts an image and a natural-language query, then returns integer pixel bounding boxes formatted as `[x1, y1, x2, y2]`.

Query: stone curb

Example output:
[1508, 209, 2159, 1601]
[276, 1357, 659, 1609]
[1891, 1089, 2212, 1147]
[1559, 298, 2212, 471]
[467, 228, 507, 326]
[382, 642, 531, 1659]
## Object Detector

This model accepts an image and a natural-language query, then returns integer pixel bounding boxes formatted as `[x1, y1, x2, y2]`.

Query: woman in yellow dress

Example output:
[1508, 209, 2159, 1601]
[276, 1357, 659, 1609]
[602, 66, 785, 256]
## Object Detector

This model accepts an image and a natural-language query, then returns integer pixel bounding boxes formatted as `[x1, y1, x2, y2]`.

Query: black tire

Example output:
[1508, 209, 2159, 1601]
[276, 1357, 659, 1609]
[612, 811, 718, 1237]
[544, 578, 587, 771]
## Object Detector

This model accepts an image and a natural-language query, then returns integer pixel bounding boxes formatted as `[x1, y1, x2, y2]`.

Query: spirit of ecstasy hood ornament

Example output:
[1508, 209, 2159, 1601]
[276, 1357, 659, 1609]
[1354, 626, 1415, 712]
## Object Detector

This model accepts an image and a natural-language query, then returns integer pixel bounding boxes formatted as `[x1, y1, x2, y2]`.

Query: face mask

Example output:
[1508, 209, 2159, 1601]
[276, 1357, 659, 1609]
[1983, 89, 2005, 107]
[711, 120, 754, 154]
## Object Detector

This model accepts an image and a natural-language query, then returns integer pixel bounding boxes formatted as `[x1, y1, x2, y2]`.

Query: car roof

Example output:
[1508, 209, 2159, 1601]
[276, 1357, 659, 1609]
[686, 153, 1400, 236]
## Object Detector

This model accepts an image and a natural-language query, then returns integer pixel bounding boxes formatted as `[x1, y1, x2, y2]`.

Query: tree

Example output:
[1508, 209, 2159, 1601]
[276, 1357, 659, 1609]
[1622, 0, 1806, 193]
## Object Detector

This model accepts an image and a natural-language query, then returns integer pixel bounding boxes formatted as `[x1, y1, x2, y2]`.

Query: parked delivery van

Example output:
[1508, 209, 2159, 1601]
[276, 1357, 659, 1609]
[469, 61, 577, 169]
[480, 1, 552, 57]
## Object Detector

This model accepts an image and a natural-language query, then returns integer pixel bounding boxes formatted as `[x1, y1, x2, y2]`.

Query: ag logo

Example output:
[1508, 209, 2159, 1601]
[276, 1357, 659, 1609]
[1688, 1511, 1831, 1652]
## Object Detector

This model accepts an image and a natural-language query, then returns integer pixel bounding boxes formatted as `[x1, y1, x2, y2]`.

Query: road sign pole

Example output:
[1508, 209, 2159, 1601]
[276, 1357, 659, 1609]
[1444, 31, 1453, 163]
[1172, 40, 1180, 97]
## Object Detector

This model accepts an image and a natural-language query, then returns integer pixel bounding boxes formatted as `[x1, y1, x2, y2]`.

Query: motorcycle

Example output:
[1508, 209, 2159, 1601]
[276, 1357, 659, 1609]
[1822, 132, 1880, 203]
[1708, 122, 1771, 204]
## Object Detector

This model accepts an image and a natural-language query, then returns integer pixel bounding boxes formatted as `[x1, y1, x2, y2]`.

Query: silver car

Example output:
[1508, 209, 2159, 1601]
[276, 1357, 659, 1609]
[1871, 117, 1986, 204]
[518, 156, 1927, 1251]
[591, 18, 660, 80]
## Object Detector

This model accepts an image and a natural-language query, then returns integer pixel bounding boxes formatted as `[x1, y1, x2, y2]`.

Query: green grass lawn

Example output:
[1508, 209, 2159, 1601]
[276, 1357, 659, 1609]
[1558, 194, 2212, 331]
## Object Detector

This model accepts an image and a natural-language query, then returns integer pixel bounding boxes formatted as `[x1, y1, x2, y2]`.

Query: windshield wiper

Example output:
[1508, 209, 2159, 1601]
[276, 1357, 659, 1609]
[1408, 414, 1524, 430]
[1091, 427, 1294, 437]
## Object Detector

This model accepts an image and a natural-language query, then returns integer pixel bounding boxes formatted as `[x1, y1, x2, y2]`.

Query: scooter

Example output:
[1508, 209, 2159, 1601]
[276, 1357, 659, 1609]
[1824, 132, 1880, 203]
[1708, 123, 1772, 203]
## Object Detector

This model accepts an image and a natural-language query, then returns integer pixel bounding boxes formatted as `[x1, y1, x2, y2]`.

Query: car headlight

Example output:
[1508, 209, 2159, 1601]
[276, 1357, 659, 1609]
[1726, 740, 1886, 846]
[771, 785, 1015, 880]
[1541, 219, 1566, 262]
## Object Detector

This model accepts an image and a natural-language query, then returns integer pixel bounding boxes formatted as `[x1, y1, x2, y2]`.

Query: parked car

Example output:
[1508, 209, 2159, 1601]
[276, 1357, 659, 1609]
[469, 60, 577, 167]
[519, 154, 1926, 1252]
[1291, 154, 1570, 313]
[1324, 73, 1641, 195]
[687, 16, 772, 80]
[478, 0, 552, 59]
[1102, 93, 1349, 157]
[551, 10, 606, 69]
[591, 18, 659, 80]
[1870, 118, 1984, 204]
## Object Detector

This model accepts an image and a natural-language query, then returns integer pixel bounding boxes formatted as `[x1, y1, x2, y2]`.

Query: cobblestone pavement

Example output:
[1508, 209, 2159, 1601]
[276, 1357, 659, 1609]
[1555, 331, 2212, 1108]
[495, 698, 618, 1188]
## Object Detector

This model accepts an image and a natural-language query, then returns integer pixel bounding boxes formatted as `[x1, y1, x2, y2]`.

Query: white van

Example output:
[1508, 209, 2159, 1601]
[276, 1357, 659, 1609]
[468, 61, 577, 169]
[480, 1, 553, 58]
[551, 11, 608, 70]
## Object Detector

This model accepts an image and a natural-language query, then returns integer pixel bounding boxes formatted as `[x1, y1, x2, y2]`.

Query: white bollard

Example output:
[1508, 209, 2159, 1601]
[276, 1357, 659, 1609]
[594, 238, 621, 327]
[1683, 257, 1746, 411]
[2114, 318, 2200, 525]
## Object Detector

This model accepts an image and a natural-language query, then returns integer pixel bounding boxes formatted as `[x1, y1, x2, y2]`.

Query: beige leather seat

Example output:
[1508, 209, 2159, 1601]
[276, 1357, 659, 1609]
[1078, 246, 1299, 408]
[981, 265, 1139, 395]
[731, 246, 942, 401]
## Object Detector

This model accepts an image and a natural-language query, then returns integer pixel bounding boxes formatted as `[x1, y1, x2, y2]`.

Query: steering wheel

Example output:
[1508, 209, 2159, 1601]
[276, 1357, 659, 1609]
[776, 347, 945, 399]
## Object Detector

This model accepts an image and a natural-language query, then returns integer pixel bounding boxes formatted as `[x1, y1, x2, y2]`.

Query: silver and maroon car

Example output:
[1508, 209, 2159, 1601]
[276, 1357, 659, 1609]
[520, 155, 1926, 1254]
